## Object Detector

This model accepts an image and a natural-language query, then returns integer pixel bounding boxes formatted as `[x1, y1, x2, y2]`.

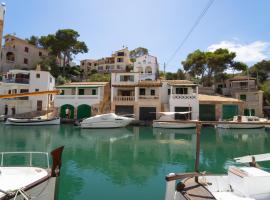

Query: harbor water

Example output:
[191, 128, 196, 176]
[0, 124, 270, 200]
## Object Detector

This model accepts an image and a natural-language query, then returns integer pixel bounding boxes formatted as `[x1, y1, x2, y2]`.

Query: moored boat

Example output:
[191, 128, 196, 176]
[80, 113, 134, 128]
[216, 115, 267, 129]
[153, 112, 197, 129]
[165, 153, 270, 200]
[5, 117, 60, 126]
[0, 146, 64, 200]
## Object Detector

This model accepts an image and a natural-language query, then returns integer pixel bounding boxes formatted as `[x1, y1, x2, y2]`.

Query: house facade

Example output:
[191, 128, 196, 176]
[80, 48, 131, 76]
[160, 80, 199, 120]
[133, 54, 159, 80]
[218, 76, 263, 117]
[55, 82, 110, 119]
[0, 69, 55, 115]
[0, 34, 49, 72]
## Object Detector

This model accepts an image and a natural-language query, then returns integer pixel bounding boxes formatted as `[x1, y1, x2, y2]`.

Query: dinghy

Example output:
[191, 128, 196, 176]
[153, 112, 197, 129]
[5, 117, 60, 126]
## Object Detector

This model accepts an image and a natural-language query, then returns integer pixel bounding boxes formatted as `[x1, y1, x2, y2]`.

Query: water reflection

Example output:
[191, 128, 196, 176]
[0, 124, 269, 200]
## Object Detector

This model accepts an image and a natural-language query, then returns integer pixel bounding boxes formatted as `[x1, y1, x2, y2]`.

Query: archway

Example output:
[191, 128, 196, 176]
[145, 66, 152, 74]
[60, 104, 75, 119]
[6, 52, 15, 62]
[77, 104, 91, 119]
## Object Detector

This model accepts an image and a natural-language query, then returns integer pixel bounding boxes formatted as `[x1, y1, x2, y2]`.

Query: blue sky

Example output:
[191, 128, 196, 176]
[3, 0, 270, 72]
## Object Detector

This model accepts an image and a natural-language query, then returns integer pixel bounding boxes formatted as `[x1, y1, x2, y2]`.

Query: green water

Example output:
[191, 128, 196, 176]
[0, 124, 270, 200]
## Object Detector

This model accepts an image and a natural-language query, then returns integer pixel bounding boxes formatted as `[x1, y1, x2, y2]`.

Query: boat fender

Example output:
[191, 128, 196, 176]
[176, 182, 185, 192]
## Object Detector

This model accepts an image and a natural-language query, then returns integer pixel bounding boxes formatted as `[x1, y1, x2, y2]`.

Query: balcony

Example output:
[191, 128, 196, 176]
[55, 95, 98, 100]
[3, 78, 30, 84]
[171, 94, 197, 100]
[138, 95, 159, 100]
[113, 96, 135, 101]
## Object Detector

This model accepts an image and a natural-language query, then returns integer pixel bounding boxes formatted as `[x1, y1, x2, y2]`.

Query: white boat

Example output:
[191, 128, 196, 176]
[165, 153, 270, 200]
[153, 112, 197, 129]
[0, 146, 64, 200]
[216, 115, 267, 129]
[5, 117, 60, 126]
[80, 113, 134, 128]
[0, 115, 5, 122]
[265, 121, 270, 130]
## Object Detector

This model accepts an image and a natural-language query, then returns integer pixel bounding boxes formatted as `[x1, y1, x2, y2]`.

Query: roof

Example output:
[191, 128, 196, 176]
[229, 76, 256, 81]
[138, 80, 162, 87]
[57, 82, 109, 88]
[199, 94, 243, 104]
[164, 80, 197, 86]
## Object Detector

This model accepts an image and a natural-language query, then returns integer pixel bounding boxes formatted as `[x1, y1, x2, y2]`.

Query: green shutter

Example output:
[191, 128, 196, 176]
[223, 105, 238, 120]
[244, 109, 255, 116]
[60, 104, 74, 119]
[77, 104, 91, 119]
[199, 104, 216, 121]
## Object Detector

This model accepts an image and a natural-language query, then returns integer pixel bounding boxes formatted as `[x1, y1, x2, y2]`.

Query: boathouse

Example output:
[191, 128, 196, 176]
[198, 94, 244, 121]
[55, 82, 110, 119]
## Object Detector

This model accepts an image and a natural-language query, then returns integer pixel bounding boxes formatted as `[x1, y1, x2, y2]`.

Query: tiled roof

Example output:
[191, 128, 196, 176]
[199, 94, 243, 103]
[164, 80, 196, 85]
[229, 76, 256, 81]
[57, 82, 109, 87]
[138, 80, 162, 87]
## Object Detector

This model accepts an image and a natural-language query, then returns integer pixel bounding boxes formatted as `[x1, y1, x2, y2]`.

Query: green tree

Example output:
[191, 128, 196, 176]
[88, 73, 110, 82]
[250, 60, 270, 83]
[39, 29, 88, 70]
[260, 80, 270, 105]
[26, 35, 39, 47]
[130, 47, 149, 62]
[182, 48, 242, 86]
[176, 69, 186, 79]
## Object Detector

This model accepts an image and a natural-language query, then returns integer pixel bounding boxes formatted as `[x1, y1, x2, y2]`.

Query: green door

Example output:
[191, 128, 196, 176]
[199, 104, 215, 121]
[77, 104, 91, 119]
[244, 108, 255, 116]
[223, 105, 238, 120]
[60, 104, 74, 119]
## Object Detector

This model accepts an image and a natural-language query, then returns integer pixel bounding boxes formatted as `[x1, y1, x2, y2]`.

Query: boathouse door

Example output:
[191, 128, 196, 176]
[77, 104, 91, 119]
[139, 107, 156, 121]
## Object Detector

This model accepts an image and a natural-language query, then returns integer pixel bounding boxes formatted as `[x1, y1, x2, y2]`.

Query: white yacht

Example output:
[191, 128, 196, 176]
[153, 112, 197, 129]
[80, 113, 134, 128]
[165, 153, 270, 200]
[0, 146, 64, 200]
[5, 117, 60, 126]
[216, 115, 267, 129]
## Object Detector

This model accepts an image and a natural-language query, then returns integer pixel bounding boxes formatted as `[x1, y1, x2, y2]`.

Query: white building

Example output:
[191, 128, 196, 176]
[0, 69, 55, 115]
[134, 55, 159, 80]
[161, 80, 199, 120]
[54, 82, 110, 119]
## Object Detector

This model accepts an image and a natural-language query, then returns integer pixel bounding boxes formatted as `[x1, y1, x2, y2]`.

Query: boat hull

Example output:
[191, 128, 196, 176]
[5, 118, 60, 126]
[153, 121, 196, 129]
[217, 123, 264, 129]
[80, 120, 132, 128]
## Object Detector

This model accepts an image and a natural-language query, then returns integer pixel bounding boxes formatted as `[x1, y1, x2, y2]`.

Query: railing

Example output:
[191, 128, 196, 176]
[55, 95, 98, 100]
[0, 151, 49, 168]
[139, 95, 159, 100]
[113, 96, 135, 101]
[3, 78, 30, 84]
[171, 94, 197, 100]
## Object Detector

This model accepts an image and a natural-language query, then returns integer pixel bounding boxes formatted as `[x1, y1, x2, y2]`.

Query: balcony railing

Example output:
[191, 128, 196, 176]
[113, 96, 135, 101]
[139, 95, 159, 100]
[55, 95, 98, 100]
[3, 78, 30, 84]
[171, 94, 197, 100]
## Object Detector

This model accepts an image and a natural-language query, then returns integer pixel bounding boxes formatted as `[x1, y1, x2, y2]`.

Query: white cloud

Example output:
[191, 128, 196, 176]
[207, 40, 270, 63]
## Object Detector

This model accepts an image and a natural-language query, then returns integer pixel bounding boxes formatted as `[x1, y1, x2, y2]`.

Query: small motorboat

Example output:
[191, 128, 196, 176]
[0, 146, 64, 200]
[80, 113, 134, 128]
[153, 112, 197, 129]
[5, 117, 60, 126]
[165, 153, 270, 200]
[216, 115, 267, 129]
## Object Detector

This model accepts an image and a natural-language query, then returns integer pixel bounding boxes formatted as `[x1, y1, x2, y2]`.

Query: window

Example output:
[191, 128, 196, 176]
[151, 89, 155, 96]
[139, 88, 145, 95]
[240, 94, 246, 101]
[50, 77, 52, 83]
[240, 82, 248, 88]
[39, 52, 42, 56]
[117, 52, 125, 56]
[24, 58, 28, 64]
[117, 58, 124, 62]
[60, 90, 65, 95]
[168, 89, 171, 95]
[35, 89, 39, 92]
[78, 89, 84, 95]
[244, 109, 255, 116]
[175, 87, 188, 94]
[36, 73, 40, 78]
[92, 89, 97, 95]
[24, 47, 29, 53]
[6, 52, 15, 62]
[120, 75, 134, 82]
